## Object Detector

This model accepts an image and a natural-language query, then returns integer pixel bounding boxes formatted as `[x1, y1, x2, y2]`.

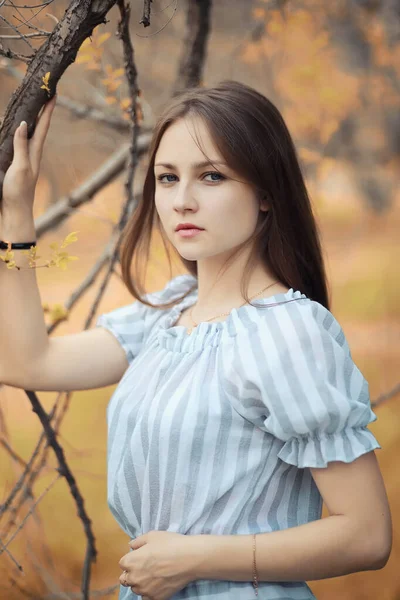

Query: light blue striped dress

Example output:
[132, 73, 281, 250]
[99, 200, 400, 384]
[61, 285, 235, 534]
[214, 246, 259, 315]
[96, 273, 381, 600]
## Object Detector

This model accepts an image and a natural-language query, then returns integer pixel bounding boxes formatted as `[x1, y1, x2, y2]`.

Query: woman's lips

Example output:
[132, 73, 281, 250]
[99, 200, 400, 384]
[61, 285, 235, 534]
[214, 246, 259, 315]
[176, 228, 204, 238]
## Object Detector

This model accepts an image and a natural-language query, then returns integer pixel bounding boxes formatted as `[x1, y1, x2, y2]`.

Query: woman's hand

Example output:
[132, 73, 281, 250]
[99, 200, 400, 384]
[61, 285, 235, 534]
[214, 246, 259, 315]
[118, 530, 198, 600]
[1, 95, 57, 211]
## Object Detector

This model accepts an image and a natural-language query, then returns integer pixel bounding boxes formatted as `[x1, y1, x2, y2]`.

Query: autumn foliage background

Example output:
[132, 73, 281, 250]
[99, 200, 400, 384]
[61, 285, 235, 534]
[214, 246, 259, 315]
[0, 1, 399, 599]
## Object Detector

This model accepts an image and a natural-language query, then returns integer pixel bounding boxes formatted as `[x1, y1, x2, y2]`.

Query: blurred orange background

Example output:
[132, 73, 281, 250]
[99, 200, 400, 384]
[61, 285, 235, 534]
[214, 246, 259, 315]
[0, 1, 399, 599]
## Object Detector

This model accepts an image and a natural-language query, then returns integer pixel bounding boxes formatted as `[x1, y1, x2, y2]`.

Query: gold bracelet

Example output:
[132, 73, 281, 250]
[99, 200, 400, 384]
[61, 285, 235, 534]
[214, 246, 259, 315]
[252, 533, 259, 596]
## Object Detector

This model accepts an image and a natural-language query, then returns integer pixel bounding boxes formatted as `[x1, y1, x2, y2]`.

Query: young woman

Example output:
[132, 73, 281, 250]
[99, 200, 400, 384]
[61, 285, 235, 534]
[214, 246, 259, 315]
[1, 81, 392, 600]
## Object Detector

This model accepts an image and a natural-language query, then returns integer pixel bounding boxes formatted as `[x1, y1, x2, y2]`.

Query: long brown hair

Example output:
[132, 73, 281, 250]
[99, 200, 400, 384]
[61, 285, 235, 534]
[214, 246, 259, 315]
[120, 80, 331, 311]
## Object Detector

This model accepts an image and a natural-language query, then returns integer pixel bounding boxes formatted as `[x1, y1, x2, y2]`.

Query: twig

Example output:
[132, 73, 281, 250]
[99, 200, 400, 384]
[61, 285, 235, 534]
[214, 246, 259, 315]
[117, 0, 140, 222]
[2, 1, 54, 7]
[0, 14, 35, 50]
[1, 474, 61, 553]
[2, 61, 137, 132]
[140, 0, 152, 27]
[136, 0, 178, 38]
[0, 436, 27, 468]
[0, 536, 23, 571]
[33, 133, 152, 238]
[371, 382, 400, 408]
[0, 395, 69, 544]
[0, 45, 33, 62]
[0, 399, 60, 520]
[48, 230, 121, 335]
[25, 390, 97, 600]
[0, 32, 51, 39]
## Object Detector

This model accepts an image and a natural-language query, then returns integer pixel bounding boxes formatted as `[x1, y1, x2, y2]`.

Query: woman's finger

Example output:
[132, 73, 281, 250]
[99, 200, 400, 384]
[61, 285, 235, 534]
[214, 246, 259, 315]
[13, 121, 30, 169]
[29, 95, 57, 175]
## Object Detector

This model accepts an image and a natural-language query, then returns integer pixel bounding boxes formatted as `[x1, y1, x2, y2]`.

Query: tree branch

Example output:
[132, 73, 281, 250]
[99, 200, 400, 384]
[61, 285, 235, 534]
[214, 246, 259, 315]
[33, 131, 152, 238]
[0, 0, 120, 201]
[2, 61, 137, 132]
[24, 391, 96, 600]
[140, 0, 153, 27]
[174, 0, 212, 92]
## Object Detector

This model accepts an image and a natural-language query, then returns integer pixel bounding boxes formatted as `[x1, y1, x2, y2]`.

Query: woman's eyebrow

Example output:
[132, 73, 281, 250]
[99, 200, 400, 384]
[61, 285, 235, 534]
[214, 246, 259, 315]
[154, 160, 227, 169]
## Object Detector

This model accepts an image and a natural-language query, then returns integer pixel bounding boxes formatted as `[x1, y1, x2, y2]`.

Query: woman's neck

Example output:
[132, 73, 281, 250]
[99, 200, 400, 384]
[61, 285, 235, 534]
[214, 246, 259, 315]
[192, 263, 284, 320]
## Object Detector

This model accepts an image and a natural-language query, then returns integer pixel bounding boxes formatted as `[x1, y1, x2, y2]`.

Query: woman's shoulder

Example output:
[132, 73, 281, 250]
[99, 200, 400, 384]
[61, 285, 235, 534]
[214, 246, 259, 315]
[146, 273, 197, 306]
[251, 291, 350, 356]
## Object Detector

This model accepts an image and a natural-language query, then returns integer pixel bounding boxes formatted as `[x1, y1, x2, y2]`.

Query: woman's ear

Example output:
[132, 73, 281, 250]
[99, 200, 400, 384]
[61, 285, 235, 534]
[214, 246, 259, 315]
[260, 196, 269, 212]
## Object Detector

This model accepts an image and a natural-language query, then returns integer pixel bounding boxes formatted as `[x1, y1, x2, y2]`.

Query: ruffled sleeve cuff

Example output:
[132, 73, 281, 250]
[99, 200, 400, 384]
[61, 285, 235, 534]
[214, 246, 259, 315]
[277, 426, 382, 469]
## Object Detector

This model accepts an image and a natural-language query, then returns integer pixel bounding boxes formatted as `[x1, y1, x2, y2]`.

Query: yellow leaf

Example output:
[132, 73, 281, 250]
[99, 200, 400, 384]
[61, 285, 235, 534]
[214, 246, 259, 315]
[252, 7, 266, 19]
[76, 54, 93, 65]
[0, 249, 14, 261]
[42, 71, 50, 85]
[49, 242, 59, 251]
[87, 62, 102, 71]
[268, 21, 283, 35]
[120, 97, 132, 110]
[113, 68, 125, 78]
[80, 37, 92, 50]
[97, 32, 111, 46]
[50, 303, 69, 322]
[105, 96, 117, 105]
[60, 231, 79, 248]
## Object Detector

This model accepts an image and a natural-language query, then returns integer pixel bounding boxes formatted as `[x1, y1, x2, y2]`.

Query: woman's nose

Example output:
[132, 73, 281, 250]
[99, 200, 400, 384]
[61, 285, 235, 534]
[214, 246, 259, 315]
[172, 180, 196, 211]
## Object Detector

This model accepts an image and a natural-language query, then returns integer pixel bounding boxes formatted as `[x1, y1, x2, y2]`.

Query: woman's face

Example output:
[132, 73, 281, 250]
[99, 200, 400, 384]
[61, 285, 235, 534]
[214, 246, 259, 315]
[154, 116, 267, 263]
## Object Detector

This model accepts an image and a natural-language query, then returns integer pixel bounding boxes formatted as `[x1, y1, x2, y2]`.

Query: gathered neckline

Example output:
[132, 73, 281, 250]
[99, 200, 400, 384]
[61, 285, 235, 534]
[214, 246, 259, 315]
[155, 274, 309, 353]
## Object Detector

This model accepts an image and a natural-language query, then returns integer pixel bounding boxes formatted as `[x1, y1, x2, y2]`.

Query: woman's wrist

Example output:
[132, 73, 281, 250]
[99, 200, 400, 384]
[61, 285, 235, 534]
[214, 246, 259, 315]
[0, 208, 36, 242]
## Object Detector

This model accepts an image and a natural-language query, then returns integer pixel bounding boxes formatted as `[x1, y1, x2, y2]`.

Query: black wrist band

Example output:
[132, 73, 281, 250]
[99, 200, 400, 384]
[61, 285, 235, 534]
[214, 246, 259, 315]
[0, 240, 37, 250]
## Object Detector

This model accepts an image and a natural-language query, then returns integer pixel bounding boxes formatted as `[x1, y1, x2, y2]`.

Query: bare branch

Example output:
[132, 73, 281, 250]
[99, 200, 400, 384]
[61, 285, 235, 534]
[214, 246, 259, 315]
[2, 1, 54, 7]
[0, 45, 33, 62]
[174, 0, 212, 92]
[136, 0, 178, 38]
[0, 436, 27, 467]
[140, 0, 153, 27]
[0, 536, 23, 571]
[24, 390, 96, 599]
[0, 14, 36, 50]
[33, 131, 152, 238]
[0, 32, 51, 38]
[2, 61, 136, 131]
[117, 0, 140, 222]
[1, 474, 61, 553]
[0, 395, 64, 528]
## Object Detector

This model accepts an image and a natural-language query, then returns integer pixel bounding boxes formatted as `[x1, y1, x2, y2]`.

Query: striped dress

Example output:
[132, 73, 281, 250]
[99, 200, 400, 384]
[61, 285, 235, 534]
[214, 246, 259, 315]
[96, 273, 381, 600]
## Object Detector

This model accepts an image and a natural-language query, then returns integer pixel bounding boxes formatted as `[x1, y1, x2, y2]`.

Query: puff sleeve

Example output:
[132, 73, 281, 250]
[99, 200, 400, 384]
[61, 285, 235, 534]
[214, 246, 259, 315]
[225, 299, 381, 469]
[96, 299, 148, 365]
[96, 275, 190, 365]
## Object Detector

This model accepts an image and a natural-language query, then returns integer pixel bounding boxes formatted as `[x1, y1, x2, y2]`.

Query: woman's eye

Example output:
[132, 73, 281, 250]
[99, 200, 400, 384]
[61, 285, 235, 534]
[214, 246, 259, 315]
[203, 172, 225, 182]
[157, 174, 177, 183]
